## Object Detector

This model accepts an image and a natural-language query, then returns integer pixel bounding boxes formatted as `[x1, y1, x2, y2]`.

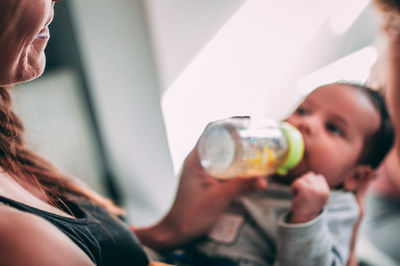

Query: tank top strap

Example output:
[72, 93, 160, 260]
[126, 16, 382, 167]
[0, 195, 149, 265]
[0, 195, 35, 212]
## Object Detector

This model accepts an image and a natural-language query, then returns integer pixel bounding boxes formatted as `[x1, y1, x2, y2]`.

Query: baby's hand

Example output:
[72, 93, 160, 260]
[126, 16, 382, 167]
[289, 172, 330, 223]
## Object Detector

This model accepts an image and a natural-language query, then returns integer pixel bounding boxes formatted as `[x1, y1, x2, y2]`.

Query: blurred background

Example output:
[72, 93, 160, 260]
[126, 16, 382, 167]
[13, 0, 379, 228]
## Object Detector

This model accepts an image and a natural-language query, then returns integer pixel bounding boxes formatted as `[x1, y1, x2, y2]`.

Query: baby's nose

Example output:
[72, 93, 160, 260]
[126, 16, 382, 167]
[296, 119, 316, 136]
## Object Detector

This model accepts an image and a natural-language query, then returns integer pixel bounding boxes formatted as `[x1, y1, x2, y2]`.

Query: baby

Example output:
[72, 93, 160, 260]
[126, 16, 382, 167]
[172, 82, 394, 266]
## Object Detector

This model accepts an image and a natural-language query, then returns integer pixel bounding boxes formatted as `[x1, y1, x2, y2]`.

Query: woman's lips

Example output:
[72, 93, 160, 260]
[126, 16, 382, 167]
[35, 27, 50, 40]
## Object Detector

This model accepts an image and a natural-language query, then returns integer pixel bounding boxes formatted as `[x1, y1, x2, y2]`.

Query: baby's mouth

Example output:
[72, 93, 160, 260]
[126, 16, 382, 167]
[287, 149, 308, 178]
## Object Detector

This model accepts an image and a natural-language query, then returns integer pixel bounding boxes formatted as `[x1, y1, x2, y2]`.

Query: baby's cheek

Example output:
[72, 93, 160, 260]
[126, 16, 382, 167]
[310, 154, 336, 178]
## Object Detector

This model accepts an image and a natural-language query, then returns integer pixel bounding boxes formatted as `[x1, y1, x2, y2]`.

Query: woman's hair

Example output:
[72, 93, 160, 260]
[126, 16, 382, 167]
[0, 87, 124, 216]
[0, 2, 123, 216]
[373, 0, 400, 35]
[336, 82, 394, 169]
[374, 0, 400, 14]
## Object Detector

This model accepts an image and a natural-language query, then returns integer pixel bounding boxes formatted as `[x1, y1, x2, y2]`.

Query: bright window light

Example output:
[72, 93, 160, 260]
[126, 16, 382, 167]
[329, 0, 370, 34]
[296, 46, 377, 96]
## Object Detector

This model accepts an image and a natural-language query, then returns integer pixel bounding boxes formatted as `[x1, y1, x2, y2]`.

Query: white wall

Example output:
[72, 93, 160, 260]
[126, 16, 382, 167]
[68, 0, 176, 225]
[143, 0, 247, 90]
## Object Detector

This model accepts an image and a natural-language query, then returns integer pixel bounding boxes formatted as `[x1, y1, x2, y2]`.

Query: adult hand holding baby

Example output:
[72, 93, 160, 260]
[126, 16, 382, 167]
[289, 171, 330, 223]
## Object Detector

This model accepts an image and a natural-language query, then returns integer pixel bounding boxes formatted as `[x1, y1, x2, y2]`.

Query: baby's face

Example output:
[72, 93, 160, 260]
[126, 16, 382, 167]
[282, 84, 380, 187]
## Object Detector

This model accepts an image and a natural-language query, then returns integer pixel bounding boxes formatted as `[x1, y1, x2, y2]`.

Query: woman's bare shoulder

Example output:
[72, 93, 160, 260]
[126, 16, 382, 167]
[0, 204, 94, 266]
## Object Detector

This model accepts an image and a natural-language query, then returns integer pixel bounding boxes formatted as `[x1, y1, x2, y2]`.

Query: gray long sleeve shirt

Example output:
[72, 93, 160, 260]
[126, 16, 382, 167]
[184, 181, 359, 266]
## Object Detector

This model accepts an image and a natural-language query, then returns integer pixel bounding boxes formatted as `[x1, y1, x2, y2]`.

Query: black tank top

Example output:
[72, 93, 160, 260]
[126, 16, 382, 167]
[0, 196, 149, 266]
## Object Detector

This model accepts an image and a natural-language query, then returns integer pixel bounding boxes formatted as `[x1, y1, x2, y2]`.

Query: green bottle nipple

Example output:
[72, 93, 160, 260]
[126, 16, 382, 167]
[277, 122, 304, 175]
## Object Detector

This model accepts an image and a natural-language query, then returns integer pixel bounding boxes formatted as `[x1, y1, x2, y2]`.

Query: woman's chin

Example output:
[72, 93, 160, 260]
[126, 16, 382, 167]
[17, 61, 46, 84]
[25, 68, 45, 83]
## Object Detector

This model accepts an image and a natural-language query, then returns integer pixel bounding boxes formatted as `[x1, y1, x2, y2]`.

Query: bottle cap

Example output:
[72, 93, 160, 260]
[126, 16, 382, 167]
[277, 122, 304, 175]
[198, 120, 237, 178]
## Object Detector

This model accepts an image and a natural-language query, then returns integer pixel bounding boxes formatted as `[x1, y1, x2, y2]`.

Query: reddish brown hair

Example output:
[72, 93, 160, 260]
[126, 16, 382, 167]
[0, 86, 123, 216]
[374, 0, 400, 14]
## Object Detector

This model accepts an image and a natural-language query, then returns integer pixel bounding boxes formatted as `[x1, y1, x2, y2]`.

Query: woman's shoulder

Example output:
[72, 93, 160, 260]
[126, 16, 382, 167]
[0, 204, 94, 266]
[0, 202, 43, 237]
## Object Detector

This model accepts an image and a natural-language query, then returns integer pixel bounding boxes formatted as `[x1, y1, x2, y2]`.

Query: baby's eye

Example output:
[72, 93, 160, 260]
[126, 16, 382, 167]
[326, 123, 343, 136]
[296, 107, 308, 116]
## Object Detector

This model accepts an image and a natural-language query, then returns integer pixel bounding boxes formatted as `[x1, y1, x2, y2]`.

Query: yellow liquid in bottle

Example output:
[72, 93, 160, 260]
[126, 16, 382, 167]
[198, 118, 289, 179]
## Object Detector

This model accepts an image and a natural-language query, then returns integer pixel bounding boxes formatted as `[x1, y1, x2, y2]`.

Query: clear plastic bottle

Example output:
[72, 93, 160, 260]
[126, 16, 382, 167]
[198, 117, 304, 179]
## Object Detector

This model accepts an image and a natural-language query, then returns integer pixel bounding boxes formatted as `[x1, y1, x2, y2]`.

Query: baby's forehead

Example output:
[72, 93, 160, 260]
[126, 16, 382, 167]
[305, 84, 381, 134]
[306, 84, 370, 106]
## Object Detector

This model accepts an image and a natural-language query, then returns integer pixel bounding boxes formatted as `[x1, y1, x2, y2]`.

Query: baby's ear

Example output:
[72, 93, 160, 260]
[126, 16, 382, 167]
[344, 165, 374, 192]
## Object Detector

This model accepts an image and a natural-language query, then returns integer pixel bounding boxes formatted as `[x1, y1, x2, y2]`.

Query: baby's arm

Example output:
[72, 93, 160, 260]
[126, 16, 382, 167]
[275, 172, 358, 266]
[289, 172, 330, 223]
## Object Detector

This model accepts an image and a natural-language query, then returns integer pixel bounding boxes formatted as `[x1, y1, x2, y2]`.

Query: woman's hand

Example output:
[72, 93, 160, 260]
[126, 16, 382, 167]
[134, 145, 267, 250]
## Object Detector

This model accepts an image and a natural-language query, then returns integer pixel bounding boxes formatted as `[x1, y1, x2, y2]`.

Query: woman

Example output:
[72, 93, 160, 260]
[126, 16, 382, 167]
[358, 0, 400, 264]
[0, 1, 267, 265]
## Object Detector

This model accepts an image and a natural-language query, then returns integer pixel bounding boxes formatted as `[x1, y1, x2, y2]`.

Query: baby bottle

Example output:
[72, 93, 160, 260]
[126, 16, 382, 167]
[198, 117, 304, 179]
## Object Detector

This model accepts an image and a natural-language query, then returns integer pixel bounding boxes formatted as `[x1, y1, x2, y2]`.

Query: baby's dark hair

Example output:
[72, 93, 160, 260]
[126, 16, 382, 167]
[336, 82, 394, 169]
